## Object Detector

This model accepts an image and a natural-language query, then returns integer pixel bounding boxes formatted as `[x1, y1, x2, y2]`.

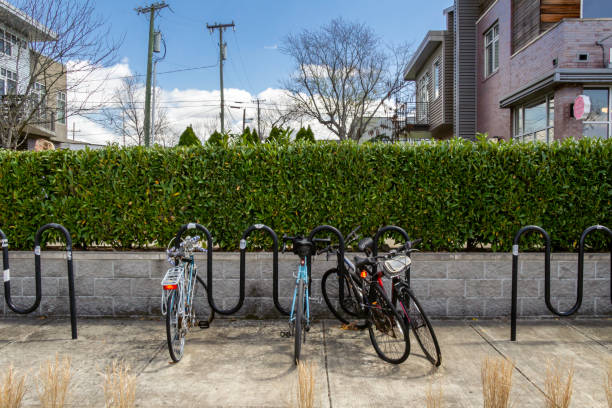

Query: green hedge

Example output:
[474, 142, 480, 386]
[0, 138, 610, 251]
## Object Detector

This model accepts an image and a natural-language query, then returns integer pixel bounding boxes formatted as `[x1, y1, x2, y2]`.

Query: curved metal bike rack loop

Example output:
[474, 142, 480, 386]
[307, 225, 346, 292]
[240, 224, 288, 316]
[510, 224, 611, 341]
[373, 225, 411, 283]
[175, 223, 240, 315]
[2, 224, 77, 339]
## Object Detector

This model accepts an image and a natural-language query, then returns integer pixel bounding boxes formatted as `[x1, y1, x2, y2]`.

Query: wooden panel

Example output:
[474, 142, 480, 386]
[540, 0, 580, 26]
[512, 0, 540, 53]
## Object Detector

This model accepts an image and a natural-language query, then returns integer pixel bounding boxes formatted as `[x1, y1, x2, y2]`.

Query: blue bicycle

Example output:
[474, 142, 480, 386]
[281, 234, 330, 364]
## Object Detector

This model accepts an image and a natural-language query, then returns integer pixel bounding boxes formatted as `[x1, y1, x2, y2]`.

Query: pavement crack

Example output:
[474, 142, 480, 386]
[321, 320, 333, 408]
[136, 341, 165, 377]
[561, 320, 609, 350]
[469, 323, 547, 398]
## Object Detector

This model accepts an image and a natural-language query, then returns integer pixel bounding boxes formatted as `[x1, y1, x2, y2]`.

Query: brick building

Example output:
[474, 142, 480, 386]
[405, 0, 612, 141]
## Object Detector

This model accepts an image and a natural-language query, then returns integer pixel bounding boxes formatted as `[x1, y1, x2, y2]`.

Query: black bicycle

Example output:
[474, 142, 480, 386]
[321, 229, 441, 366]
[320, 227, 411, 364]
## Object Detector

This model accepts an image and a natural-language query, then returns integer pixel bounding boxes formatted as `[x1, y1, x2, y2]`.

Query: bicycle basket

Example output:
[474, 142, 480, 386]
[381, 255, 411, 278]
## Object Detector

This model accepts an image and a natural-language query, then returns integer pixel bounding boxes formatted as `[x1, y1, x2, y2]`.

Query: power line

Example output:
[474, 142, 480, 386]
[71, 63, 219, 84]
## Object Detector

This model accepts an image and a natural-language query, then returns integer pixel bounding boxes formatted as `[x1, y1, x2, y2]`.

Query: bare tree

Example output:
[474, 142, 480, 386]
[0, 0, 119, 149]
[281, 18, 411, 142]
[96, 75, 171, 146]
[258, 98, 300, 139]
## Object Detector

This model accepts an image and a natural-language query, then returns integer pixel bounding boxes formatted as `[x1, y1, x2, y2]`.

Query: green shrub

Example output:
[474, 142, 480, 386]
[0, 138, 609, 251]
[177, 126, 201, 146]
[207, 131, 229, 147]
[295, 126, 315, 143]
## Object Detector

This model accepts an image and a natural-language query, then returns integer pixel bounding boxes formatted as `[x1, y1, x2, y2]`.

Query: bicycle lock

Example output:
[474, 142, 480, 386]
[1, 223, 77, 339]
[510, 224, 611, 341]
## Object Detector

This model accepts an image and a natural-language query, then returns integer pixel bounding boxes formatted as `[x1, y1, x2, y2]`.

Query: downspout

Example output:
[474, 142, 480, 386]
[596, 34, 612, 68]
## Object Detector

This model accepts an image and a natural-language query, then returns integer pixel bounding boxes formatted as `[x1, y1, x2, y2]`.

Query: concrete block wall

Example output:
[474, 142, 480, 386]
[1, 251, 609, 319]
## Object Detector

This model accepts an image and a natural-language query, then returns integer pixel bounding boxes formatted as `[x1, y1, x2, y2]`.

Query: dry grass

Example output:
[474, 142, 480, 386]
[295, 361, 316, 408]
[36, 354, 72, 408]
[605, 360, 612, 408]
[0, 365, 27, 408]
[102, 360, 137, 408]
[481, 356, 514, 408]
[426, 381, 443, 408]
[544, 359, 573, 408]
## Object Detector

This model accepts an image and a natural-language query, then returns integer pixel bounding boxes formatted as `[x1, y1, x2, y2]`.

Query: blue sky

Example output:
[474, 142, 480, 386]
[94, 0, 453, 94]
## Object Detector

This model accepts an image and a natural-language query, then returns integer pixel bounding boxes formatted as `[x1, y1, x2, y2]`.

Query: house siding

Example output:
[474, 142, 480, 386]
[511, 0, 540, 53]
[455, 0, 479, 140]
[477, 0, 512, 139]
[0, 22, 30, 92]
[444, 10, 455, 128]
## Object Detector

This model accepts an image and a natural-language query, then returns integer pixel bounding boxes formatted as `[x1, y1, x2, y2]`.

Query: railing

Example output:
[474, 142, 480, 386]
[510, 224, 611, 341]
[0, 94, 56, 133]
[1, 223, 77, 339]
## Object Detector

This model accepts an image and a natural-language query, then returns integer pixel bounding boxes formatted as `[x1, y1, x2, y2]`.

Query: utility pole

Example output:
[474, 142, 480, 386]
[151, 30, 165, 145]
[71, 122, 80, 141]
[242, 108, 246, 133]
[252, 98, 265, 139]
[136, 2, 168, 147]
[206, 21, 235, 134]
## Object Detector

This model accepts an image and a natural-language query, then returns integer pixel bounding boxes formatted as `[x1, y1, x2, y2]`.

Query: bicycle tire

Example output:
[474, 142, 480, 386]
[321, 268, 366, 327]
[397, 285, 441, 367]
[194, 275, 215, 327]
[294, 279, 304, 364]
[367, 282, 410, 364]
[166, 290, 185, 363]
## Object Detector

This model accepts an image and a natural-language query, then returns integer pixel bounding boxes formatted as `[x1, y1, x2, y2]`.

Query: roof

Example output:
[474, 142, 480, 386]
[0, 1, 57, 41]
[404, 30, 445, 80]
[500, 68, 612, 107]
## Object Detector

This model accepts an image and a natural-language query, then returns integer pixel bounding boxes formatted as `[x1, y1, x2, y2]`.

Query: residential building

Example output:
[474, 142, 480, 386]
[405, 0, 612, 141]
[0, 0, 68, 149]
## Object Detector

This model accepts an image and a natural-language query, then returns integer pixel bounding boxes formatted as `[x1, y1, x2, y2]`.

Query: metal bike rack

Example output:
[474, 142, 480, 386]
[1, 223, 77, 339]
[307, 225, 346, 294]
[175, 223, 292, 316]
[373, 225, 411, 283]
[240, 224, 288, 316]
[510, 224, 611, 341]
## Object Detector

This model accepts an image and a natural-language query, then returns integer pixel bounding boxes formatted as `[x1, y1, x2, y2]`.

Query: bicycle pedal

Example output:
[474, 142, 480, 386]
[198, 320, 209, 329]
[309, 296, 322, 304]
[280, 331, 291, 338]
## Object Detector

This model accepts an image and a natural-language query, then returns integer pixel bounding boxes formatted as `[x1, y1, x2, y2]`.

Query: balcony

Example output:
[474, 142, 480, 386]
[1, 94, 56, 134]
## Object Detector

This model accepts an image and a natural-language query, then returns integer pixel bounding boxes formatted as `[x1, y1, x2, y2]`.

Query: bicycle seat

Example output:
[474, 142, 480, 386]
[357, 237, 374, 252]
[293, 238, 315, 257]
[353, 256, 375, 268]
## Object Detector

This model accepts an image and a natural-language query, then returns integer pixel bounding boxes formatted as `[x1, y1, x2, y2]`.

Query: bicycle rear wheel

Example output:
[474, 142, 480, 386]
[367, 282, 410, 364]
[193, 275, 215, 328]
[294, 279, 305, 364]
[397, 285, 441, 367]
[321, 268, 367, 327]
[166, 290, 185, 362]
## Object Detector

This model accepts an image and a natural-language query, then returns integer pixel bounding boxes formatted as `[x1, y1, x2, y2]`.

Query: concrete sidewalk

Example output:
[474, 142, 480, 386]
[0, 317, 610, 407]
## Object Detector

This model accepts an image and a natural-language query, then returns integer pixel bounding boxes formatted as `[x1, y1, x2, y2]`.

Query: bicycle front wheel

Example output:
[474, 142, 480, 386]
[397, 286, 441, 367]
[321, 268, 364, 324]
[294, 279, 304, 364]
[166, 290, 185, 362]
[367, 282, 410, 364]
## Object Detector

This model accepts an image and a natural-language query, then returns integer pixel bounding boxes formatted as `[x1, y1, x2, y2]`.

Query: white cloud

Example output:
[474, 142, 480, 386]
[263, 45, 278, 50]
[67, 60, 337, 145]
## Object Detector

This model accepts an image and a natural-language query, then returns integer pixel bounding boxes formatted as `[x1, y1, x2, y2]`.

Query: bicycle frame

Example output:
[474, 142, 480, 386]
[289, 258, 310, 330]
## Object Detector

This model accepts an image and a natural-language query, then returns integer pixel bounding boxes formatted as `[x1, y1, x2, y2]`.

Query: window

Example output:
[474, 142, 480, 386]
[416, 73, 429, 121]
[484, 23, 499, 77]
[57, 92, 66, 124]
[433, 60, 440, 99]
[582, 88, 611, 139]
[32, 82, 46, 119]
[582, 0, 612, 18]
[513, 95, 555, 143]
[0, 69, 17, 95]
